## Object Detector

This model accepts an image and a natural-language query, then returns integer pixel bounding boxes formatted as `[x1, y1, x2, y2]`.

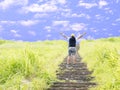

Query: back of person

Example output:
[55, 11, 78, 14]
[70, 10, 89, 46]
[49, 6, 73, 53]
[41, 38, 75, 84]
[69, 36, 76, 47]
[60, 32, 86, 65]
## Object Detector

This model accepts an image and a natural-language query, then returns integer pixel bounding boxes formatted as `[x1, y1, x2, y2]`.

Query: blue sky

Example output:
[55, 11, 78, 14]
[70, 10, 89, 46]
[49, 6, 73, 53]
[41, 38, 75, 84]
[0, 0, 120, 41]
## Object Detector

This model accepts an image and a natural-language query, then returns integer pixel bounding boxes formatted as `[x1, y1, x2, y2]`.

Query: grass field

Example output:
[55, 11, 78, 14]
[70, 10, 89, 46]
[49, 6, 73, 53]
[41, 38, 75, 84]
[0, 40, 67, 90]
[79, 37, 120, 90]
[0, 37, 120, 90]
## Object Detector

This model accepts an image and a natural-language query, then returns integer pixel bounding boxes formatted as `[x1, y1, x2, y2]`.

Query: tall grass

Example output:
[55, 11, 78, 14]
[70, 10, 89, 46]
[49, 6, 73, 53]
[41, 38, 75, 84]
[79, 37, 120, 90]
[0, 40, 67, 90]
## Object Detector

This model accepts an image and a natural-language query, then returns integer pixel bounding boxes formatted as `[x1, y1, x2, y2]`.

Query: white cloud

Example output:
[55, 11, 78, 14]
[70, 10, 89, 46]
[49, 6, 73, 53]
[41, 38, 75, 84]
[78, 0, 108, 9]
[107, 10, 113, 14]
[47, 29, 51, 32]
[104, 8, 113, 14]
[44, 26, 51, 32]
[57, 0, 66, 4]
[72, 13, 82, 17]
[38, 0, 44, 3]
[14, 34, 21, 37]
[53, 20, 69, 27]
[70, 23, 86, 31]
[10, 29, 21, 37]
[78, 2, 97, 9]
[99, 0, 108, 8]
[0, 20, 16, 25]
[116, 0, 119, 3]
[34, 13, 48, 18]
[79, 0, 84, 3]
[108, 33, 113, 36]
[95, 14, 104, 20]
[71, 13, 91, 19]
[60, 8, 71, 12]
[0, 20, 39, 26]
[60, 9, 71, 17]
[0, 0, 28, 10]
[21, 0, 67, 13]
[52, 21, 87, 31]
[28, 31, 36, 36]
[46, 34, 51, 37]
[103, 28, 107, 31]
[92, 30, 97, 32]
[112, 23, 117, 26]
[38, 0, 66, 5]
[95, 14, 100, 19]
[22, 3, 58, 13]
[19, 20, 39, 26]
[44, 26, 51, 29]
[11, 30, 17, 33]
[51, 0, 66, 4]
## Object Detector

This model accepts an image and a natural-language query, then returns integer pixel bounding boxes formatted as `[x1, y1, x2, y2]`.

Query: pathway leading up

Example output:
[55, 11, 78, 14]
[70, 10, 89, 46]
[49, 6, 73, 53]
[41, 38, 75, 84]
[48, 55, 96, 90]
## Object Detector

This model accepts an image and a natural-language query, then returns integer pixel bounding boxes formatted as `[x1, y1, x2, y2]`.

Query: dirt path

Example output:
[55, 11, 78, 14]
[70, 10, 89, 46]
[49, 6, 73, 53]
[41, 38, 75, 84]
[48, 55, 96, 90]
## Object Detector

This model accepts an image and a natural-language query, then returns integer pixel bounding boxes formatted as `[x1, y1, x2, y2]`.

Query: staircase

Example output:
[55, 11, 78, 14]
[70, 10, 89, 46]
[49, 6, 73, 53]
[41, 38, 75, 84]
[48, 56, 96, 90]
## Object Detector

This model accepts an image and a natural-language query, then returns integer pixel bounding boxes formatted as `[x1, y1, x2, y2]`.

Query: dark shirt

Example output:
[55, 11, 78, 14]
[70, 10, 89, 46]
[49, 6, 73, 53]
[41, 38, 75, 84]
[69, 36, 76, 47]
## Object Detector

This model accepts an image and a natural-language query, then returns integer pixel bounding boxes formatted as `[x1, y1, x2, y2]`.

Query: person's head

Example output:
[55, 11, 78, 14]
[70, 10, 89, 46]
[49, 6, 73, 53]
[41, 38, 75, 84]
[71, 33, 75, 37]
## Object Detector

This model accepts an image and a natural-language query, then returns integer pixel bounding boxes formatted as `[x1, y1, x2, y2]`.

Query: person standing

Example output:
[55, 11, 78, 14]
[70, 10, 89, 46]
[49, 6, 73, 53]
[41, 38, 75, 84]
[60, 32, 86, 65]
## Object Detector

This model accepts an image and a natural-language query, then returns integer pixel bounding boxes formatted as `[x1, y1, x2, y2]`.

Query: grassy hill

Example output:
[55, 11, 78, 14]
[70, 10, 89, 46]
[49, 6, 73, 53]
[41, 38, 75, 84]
[0, 40, 67, 90]
[0, 37, 120, 90]
[79, 37, 120, 90]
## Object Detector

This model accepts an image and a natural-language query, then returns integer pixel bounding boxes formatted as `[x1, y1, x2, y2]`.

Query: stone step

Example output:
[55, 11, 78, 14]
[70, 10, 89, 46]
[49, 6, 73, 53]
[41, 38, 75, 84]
[60, 62, 86, 66]
[59, 65, 87, 69]
[48, 87, 88, 90]
[56, 70, 92, 75]
[51, 82, 96, 87]
[48, 55, 96, 90]
[59, 67, 88, 70]
[59, 64, 83, 66]
[58, 75, 94, 81]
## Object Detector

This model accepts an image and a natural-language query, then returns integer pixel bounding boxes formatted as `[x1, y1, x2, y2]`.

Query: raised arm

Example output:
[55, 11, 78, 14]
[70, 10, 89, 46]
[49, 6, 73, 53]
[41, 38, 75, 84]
[60, 32, 68, 39]
[77, 32, 86, 40]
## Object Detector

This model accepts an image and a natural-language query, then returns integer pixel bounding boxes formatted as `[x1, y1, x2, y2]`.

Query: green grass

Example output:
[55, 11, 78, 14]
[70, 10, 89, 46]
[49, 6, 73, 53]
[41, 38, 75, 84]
[1, 37, 120, 90]
[79, 37, 120, 90]
[0, 40, 67, 90]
